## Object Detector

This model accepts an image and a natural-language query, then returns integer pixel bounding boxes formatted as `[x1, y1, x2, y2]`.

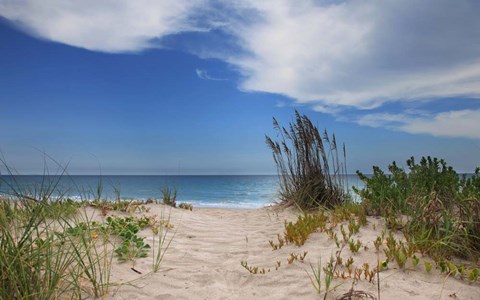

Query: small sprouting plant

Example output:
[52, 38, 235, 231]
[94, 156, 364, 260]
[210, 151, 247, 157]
[424, 261, 432, 272]
[373, 236, 383, 251]
[269, 234, 285, 250]
[307, 258, 322, 294]
[362, 263, 375, 283]
[348, 239, 362, 254]
[357, 212, 368, 226]
[152, 208, 174, 273]
[288, 253, 298, 264]
[300, 251, 308, 261]
[275, 260, 281, 270]
[340, 224, 351, 243]
[411, 255, 420, 267]
[178, 202, 193, 211]
[345, 256, 354, 269]
[348, 218, 360, 235]
[287, 252, 308, 265]
[325, 228, 341, 248]
[336, 255, 343, 266]
[322, 254, 342, 297]
[241, 261, 269, 275]
[395, 248, 408, 269]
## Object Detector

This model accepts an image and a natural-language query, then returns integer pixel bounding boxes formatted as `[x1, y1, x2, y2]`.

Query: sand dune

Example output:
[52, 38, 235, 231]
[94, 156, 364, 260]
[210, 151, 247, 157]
[94, 205, 480, 299]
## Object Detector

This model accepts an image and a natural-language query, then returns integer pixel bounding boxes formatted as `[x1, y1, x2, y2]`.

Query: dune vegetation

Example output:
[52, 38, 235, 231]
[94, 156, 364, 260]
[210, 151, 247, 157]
[264, 112, 480, 298]
[0, 112, 478, 299]
[0, 169, 173, 299]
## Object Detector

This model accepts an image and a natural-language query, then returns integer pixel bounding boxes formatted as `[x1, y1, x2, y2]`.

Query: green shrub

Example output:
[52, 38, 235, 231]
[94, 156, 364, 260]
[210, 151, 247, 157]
[355, 157, 480, 260]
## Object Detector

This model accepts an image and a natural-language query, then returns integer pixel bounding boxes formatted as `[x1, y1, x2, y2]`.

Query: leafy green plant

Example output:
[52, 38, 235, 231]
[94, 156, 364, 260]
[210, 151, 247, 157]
[106, 216, 151, 263]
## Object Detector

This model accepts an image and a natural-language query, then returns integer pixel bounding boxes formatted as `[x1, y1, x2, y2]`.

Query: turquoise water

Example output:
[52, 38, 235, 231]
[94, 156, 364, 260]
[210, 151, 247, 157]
[0, 175, 363, 208]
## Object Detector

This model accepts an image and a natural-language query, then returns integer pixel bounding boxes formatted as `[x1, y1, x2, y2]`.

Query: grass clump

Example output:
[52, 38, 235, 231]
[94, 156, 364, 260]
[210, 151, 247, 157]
[178, 202, 193, 211]
[355, 156, 480, 261]
[266, 110, 350, 210]
[162, 186, 177, 207]
[0, 179, 114, 299]
[152, 207, 173, 273]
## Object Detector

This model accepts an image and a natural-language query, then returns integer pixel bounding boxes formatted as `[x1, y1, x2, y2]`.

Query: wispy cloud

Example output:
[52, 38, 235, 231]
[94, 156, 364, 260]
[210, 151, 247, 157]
[195, 69, 227, 81]
[356, 109, 480, 139]
[2, 0, 480, 138]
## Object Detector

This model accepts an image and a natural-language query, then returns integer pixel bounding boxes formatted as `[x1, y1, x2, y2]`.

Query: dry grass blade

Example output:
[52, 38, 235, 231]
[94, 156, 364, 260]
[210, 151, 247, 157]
[266, 110, 349, 210]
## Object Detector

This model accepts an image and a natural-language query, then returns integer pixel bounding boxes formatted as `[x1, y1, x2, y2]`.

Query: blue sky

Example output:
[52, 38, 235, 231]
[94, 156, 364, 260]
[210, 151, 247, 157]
[1, 0, 479, 175]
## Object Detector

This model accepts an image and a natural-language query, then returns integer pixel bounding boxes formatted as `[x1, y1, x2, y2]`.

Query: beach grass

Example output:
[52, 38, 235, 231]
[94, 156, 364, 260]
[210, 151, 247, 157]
[0, 161, 177, 299]
[265, 110, 350, 210]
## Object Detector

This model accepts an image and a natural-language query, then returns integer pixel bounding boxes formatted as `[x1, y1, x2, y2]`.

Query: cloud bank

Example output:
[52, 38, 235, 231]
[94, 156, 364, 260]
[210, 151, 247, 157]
[2, 0, 480, 138]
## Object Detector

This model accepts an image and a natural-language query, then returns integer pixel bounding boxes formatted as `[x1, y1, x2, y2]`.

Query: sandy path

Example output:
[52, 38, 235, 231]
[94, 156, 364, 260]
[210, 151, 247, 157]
[97, 205, 480, 300]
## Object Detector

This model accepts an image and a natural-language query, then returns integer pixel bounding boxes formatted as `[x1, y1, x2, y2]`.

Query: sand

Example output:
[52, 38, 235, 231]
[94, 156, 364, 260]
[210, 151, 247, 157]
[90, 205, 480, 299]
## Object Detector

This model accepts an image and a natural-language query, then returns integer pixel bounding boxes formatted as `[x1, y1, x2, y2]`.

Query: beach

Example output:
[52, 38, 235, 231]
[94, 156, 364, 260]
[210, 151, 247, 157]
[96, 204, 480, 299]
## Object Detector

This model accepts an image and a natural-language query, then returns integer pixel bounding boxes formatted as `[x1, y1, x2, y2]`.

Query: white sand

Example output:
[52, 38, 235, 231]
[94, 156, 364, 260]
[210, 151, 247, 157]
[90, 205, 480, 299]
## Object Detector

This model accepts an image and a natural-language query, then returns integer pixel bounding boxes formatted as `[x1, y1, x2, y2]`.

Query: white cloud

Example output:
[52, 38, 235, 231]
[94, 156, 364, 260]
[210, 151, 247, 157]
[226, 0, 480, 110]
[356, 110, 480, 139]
[356, 113, 412, 129]
[0, 0, 206, 52]
[401, 110, 480, 139]
[195, 69, 227, 81]
[2, 0, 480, 138]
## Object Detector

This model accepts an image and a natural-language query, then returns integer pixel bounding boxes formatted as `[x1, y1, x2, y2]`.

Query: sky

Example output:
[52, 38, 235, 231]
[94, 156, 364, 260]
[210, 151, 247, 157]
[0, 0, 480, 175]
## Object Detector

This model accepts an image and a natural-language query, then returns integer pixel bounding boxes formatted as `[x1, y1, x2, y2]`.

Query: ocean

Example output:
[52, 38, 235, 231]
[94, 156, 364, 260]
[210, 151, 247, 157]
[0, 175, 363, 208]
